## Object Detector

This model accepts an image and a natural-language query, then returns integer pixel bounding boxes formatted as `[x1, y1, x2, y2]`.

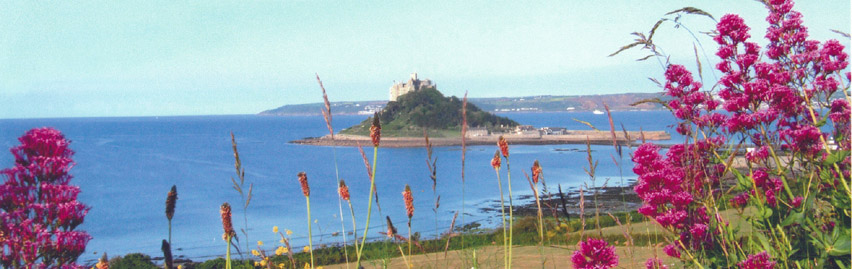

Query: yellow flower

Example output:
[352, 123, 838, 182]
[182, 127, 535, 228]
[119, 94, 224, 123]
[260, 258, 268, 266]
[178, 266, 183, 269]
[286, 229, 293, 236]
[254, 261, 261, 267]
[278, 263, 286, 269]
[304, 263, 310, 269]
[273, 226, 279, 233]
[280, 238, 286, 244]
[303, 245, 311, 253]
[252, 249, 260, 256]
[257, 240, 263, 246]
[276, 246, 288, 255]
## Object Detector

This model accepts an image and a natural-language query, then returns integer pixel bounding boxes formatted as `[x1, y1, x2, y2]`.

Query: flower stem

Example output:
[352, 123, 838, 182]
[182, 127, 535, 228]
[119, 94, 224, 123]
[225, 235, 232, 269]
[494, 169, 508, 269]
[505, 160, 514, 268]
[347, 201, 360, 260]
[306, 196, 314, 269]
[357, 146, 378, 267]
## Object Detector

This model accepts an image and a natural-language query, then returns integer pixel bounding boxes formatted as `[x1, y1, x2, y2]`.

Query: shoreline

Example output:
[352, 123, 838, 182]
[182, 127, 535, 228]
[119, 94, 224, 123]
[290, 130, 671, 148]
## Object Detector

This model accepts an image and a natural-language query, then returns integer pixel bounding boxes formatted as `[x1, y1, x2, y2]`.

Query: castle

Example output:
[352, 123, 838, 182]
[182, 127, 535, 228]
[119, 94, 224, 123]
[389, 73, 435, 101]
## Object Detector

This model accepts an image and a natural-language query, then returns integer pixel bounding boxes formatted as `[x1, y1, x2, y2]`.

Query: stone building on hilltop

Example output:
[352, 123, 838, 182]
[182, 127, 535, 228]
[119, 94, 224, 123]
[389, 73, 435, 101]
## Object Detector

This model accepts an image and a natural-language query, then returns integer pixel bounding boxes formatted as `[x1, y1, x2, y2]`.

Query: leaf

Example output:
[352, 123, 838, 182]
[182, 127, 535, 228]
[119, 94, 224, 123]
[829, 236, 851, 256]
[781, 212, 803, 226]
[815, 116, 828, 127]
[825, 150, 850, 166]
[755, 233, 772, 254]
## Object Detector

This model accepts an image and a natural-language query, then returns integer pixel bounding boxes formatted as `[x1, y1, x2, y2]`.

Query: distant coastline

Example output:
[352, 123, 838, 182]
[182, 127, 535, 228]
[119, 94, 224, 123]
[291, 130, 671, 148]
[260, 92, 669, 116]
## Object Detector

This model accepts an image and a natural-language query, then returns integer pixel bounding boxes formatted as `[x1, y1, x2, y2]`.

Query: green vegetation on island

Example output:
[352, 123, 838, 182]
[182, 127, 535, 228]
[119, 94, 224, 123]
[339, 87, 518, 137]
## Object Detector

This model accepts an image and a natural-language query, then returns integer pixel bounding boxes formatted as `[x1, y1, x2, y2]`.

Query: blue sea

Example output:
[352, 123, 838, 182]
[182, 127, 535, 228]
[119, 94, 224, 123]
[0, 111, 679, 264]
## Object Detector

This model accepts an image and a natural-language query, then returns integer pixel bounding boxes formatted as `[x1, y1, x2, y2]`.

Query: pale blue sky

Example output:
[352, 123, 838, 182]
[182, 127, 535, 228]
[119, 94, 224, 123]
[1, 1, 849, 118]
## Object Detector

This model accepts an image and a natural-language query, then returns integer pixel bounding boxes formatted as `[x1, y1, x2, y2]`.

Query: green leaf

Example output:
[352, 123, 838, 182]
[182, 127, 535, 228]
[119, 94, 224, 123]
[825, 150, 850, 166]
[755, 233, 773, 254]
[732, 169, 750, 189]
[828, 236, 851, 256]
[781, 212, 804, 226]
[815, 117, 828, 127]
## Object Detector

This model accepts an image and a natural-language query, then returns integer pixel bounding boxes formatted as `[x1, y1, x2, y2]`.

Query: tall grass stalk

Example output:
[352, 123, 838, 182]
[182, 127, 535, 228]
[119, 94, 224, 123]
[315, 74, 349, 268]
[490, 150, 508, 269]
[498, 136, 514, 268]
[298, 172, 314, 269]
[460, 92, 468, 249]
[357, 114, 381, 267]
[523, 168, 545, 268]
[229, 133, 253, 256]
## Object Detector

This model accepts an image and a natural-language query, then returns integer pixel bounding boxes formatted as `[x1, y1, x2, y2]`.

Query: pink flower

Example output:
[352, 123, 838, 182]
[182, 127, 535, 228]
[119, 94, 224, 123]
[738, 251, 776, 269]
[663, 244, 681, 258]
[571, 238, 619, 269]
[645, 257, 668, 269]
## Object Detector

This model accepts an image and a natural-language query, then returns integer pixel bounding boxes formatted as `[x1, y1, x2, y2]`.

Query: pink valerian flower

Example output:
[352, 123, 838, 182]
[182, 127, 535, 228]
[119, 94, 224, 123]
[738, 251, 776, 269]
[645, 257, 668, 269]
[730, 192, 750, 208]
[0, 128, 91, 267]
[818, 39, 848, 74]
[790, 196, 803, 208]
[571, 238, 618, 269]
[745, 146, 770, 162]
[778, 120, 824, 157]
[662, 65, 722, 134]
[663, 244, 681, 258]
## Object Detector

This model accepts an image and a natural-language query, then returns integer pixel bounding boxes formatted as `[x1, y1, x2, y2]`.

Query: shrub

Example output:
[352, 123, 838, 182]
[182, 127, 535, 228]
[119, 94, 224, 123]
[0, 128, 92, 267]
[626, 1, 850, 267]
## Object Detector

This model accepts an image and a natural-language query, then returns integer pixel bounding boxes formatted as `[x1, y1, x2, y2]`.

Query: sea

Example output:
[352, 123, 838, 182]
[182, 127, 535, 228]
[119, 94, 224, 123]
[0, 111, 681, 264]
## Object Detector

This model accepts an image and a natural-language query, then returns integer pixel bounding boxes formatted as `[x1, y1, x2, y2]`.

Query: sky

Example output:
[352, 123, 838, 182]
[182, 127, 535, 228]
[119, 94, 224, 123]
[1, 1, 850, 118]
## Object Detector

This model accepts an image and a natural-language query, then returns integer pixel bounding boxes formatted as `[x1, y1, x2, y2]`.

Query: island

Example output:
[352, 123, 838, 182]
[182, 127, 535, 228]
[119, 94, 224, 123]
[290, 73, 671, 147]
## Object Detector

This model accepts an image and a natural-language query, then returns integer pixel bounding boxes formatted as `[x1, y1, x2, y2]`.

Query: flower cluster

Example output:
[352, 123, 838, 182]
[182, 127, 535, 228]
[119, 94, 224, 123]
[0, 128, 91, 267]
[738, 251, 776, 269]
[531, 160, 542, 184]
[631, 0, 850, 266]
[402, 185, 414, 219]
[338, 180, 350, 201]
[571, 238, 618, 269]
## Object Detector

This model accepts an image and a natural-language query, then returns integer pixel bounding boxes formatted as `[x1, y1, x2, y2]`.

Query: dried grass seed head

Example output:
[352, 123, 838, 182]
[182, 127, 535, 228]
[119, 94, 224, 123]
[498, 136, 509, 158]
[298, 172, 310, 197]
[370, 113, 381, 147]
[532, 160, 542, 184]
[338, 179, 350, 201]
[491, 150, 501, 170]
[220, 202, 236, 240]
[403, 185, 414, 218]
[166, 185, 177, 221]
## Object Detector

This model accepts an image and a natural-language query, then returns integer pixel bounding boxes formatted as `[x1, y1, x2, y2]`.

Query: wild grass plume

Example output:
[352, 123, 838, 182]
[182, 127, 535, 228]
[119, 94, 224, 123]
[166, 185, 177, 245]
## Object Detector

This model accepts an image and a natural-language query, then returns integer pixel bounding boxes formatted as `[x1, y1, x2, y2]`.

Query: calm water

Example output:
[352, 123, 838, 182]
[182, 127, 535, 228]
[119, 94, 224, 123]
[0, 111, 678, 264]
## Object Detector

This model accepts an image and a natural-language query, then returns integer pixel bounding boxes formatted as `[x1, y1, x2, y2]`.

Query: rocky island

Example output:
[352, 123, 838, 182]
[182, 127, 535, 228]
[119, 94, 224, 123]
[290, 73, 671, 147]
